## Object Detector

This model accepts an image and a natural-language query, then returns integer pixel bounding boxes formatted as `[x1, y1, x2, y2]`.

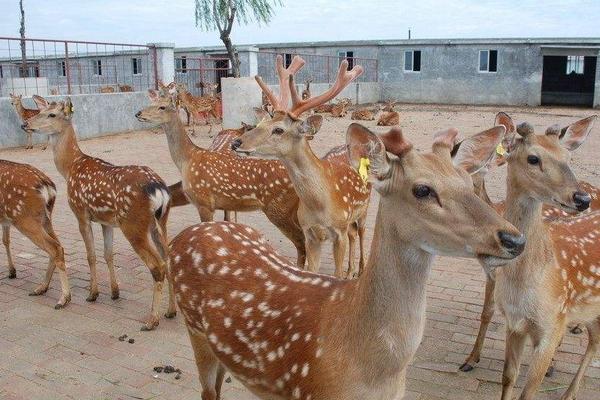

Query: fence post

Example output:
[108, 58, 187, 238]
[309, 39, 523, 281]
[64, 41, 72, 95]
[147, 42, 175, 87]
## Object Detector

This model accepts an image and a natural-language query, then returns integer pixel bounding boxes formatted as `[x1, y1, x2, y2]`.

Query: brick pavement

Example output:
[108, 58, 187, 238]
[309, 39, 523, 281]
[1, 104, 599, 399]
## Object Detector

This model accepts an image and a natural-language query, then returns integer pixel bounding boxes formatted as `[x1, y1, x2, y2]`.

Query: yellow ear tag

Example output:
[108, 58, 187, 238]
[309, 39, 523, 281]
[496, 143, 506, 156]
[358, 157, 370, 182]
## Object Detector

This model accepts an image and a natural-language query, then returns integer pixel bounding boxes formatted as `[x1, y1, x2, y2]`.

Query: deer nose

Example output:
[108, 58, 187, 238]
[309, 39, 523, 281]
[135, 111, 142, 118]
[231, 139, 242, 151]
[573, 191, 591, 211]
[20, 123, 28, 130]
[498, 231, 526, 256]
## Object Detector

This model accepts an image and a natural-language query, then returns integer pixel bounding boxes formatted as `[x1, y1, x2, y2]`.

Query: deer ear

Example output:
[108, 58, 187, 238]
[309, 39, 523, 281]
[432, 128, 459, 155]
[63, 97, 74, 119]
[299, 115, 323, 138]
[452, 126, 506, 175]
[32, 95, 49, 110]
[495, 111, 517, 152]
[559, 115, 597, 151]
[253, 107, 271, 122]
[346, 123, 391, 183]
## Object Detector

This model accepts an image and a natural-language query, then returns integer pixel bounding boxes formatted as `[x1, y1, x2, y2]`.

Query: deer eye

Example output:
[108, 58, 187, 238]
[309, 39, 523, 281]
[413, 184, 434, 199]
[159, 106, 166, 110]
[527, 155, 540, 165]
[272, 127, 284, 135]
[48, 113, 56, 118]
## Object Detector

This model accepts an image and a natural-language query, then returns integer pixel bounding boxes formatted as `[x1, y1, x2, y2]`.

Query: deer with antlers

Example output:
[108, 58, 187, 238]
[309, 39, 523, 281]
[1, 159, 71, 309]
[22, 96, 175, 331]
[170, 121, 525, 400]
[233, 56, 370, 277]
[9, 94, 48, 150]
[457, 113, 599, 400]
[377, 100, 400, 126]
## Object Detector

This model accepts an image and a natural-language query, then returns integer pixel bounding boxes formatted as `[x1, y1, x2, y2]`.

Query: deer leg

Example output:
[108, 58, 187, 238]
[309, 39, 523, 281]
[304, 231, 322, 273]
[41, 135, 48, 151]
[346, 225, 357, 279]
[189, 330, 223, 400]
[461, 276, 496, 372]
[77, 218, 99, 302]
[101, 225, 120, 300]
[500, 329, 527, 400]
[158, 212, 177, 319]
[3, 225, 16, 279]
[199, 207, 215, 222]
[122, 222, 167, 331]
[517, 320, 566, 400]
[561, 318, 600, 400]
[223, 210, 231, 222]
[357, 215, 367, 276]
[17, 216, 71, 309]
[26, 131, 33, 149]
[333, 229, 348, 279]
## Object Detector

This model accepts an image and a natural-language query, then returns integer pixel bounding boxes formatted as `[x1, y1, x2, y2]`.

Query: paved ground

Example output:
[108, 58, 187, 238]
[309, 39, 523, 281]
[1, 104, 599, 400]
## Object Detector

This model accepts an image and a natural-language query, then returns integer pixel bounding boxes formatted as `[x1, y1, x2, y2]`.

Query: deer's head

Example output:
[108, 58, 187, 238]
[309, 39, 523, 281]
[498, 113, 596, 213]
[9, 93, 22, 106]
[21, 95, 74, 134]
[136, 89, 178, 124]
[348, 123, 525, 269]
[233, 55, 362, 158]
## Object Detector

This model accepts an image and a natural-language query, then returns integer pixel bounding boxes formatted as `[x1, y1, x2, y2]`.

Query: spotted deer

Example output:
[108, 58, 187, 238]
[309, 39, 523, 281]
[22, 96, 175, 331]
[331, 98, 352, 118]
[1, 160, 71, 308]
[460, 114, 600, 377]
[377, 101, 400, 126]
[463, 114, 599, 400]
[136, 89, 308, 267]
[234, 56, 370, 277]
[176, 84, 221, 133]
[350, 105, 379, 121]
[9, 93, 48, 150]
[100, 86, 115, 93]
[170, 122, 525, 400]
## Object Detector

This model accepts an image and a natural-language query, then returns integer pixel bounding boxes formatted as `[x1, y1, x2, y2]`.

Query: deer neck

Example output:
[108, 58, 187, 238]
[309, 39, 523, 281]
[340, 199, 433, 381]
[502, 178, 554, 280]
[14, 101, 25, 115]
[280, 139, 331, 211]
[49, 122, 84, 178]
[161, 114, 197, 172]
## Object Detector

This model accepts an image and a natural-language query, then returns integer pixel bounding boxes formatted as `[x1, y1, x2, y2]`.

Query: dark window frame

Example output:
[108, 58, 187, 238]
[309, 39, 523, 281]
[479, 49, 498, 73]
[404, 50, 421, 72]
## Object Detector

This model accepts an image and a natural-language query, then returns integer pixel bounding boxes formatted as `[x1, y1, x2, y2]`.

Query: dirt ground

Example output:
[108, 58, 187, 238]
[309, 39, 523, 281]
[0, 103, 599, 399]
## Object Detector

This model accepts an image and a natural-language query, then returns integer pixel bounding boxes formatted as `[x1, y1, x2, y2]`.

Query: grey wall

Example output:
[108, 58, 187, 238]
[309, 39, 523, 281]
[0, 92, 151, 149]
[378, 44, 543, 106]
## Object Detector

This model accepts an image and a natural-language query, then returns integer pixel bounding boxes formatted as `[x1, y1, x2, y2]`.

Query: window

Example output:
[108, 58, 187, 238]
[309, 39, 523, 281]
[58, 61, 66, 77]
[479, 50, 498, 72]
[0, 65, 3, 78]
[404, 50, 421, 72]
[337, 51, 354, 70]
[132, 58, 142, 75]
[566, 56, 584, 75]
[92, 59, 102, 76]
[284, 53, 293, 68]
[176, 56, 187, 73]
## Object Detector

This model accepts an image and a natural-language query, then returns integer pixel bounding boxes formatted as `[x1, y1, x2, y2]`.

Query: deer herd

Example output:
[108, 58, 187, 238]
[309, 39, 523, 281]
[2, 54, 599, 400]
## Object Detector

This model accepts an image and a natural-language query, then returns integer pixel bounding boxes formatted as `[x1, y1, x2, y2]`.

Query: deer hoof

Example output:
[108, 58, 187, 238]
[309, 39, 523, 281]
[29, 286, 48, 296]
[459, 362, 476, 372]
[8, 270, 16, 279]
[111, 289, 120, 300]
[569, 325, 584, 335]
[86, 292, 99, 302]
[141, 318, 160, 331]
[164, 310, 177, 319]
[545, 365, 555, 377]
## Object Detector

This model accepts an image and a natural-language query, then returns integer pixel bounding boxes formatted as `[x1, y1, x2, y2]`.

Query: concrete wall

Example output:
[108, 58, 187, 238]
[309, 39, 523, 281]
[378, 43, 543, 106]
[0, 92, 151, 149]
[0, 77, 49, 97]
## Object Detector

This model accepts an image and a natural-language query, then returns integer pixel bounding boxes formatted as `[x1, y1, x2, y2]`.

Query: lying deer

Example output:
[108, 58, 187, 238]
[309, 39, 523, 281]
[377, 100, 400, 126]
[331, 98, 352, 118]
[234, 56, 370, 277]
[9, 94, 48, 150]
[100, 86, 115, 93]
[1, 159, 71, 308]
[170, 122, 525, 400]
[23, 96, 175, 331]
[472, 114, 598, 400]
[351, 105, 380, 121]
[460, 114, 600, 376]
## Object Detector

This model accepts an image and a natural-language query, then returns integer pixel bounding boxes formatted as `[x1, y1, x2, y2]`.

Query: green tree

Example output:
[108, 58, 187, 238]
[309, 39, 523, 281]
[194, 0, 281, 78]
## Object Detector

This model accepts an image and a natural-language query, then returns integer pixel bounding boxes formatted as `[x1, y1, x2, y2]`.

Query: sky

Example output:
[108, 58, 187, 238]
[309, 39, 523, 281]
[0, 0, 598, 47]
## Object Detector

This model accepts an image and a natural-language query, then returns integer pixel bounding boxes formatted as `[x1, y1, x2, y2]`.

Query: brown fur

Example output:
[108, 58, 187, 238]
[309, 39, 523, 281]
[9, 94, 47, 150]
[118, 84, 134, 92]
[0, 159, 71, 308]
[99, 86, 115, 93]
